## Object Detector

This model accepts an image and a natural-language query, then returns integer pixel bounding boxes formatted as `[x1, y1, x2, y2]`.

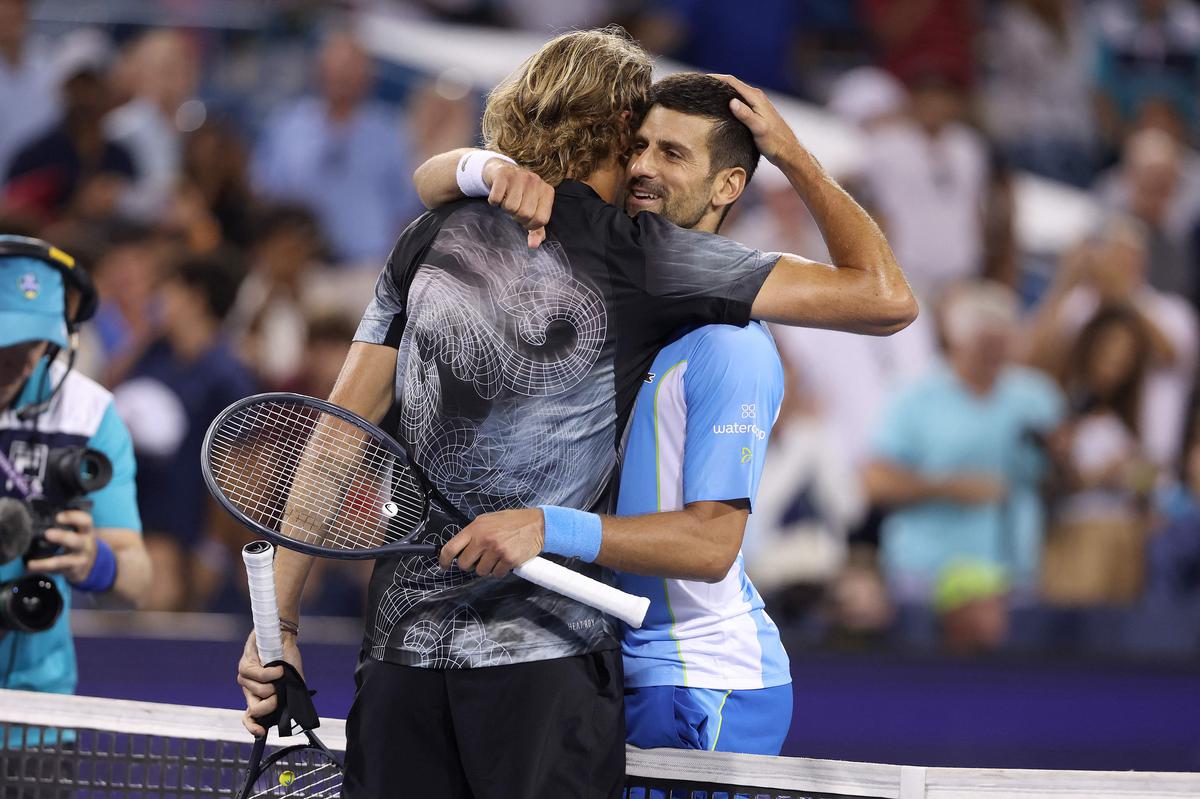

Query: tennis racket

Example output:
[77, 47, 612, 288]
[203, 392, 650, 628]
[239, 540, 344, 799]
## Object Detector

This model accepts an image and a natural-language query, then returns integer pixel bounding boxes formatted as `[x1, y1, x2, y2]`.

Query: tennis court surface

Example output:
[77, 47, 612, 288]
[2, 689, 1198, 798]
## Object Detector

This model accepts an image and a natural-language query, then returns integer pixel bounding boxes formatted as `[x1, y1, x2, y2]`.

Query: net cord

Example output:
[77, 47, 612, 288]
[4, 690, 1199, 798]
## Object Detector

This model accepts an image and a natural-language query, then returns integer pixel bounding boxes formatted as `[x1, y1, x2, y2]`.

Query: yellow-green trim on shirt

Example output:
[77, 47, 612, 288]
[654, 359, 689, 686]
[709, 689, 734, 751]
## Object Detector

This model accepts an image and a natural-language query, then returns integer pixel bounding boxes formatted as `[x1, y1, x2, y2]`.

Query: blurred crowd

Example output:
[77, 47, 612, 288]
[2, 0, 1200, 658]
[0, 3, 466, 618]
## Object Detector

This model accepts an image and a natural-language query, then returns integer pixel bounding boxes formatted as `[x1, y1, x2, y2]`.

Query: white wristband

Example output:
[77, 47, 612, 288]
[456, 150, 516, 198]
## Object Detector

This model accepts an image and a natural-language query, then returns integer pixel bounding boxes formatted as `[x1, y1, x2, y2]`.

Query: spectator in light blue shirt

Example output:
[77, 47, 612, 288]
[863, 281, 1066, 607]
[252, 32, 419, 266]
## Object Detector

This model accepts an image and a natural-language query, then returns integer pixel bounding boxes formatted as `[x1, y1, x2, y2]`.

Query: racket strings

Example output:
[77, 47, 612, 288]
[216, 406, 423, 549]
[211, 425, 395, 546]
[209, 400, 427, 551]
[210, 426, 385, 551]
[250, 751, 343, 798]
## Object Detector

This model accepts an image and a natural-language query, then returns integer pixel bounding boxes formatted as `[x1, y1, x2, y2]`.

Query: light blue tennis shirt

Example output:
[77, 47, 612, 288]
[616, 322, 790, 690]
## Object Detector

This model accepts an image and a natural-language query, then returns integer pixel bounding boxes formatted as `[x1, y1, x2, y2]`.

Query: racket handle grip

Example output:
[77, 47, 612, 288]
[513, 556, 650, 629]
[243, 541, 285, 664]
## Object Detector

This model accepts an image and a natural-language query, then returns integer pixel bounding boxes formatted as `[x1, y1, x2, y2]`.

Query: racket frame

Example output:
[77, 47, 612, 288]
[207, 392, 651, 628]
[203, 392, 438, 560]
[238, 729, 344, 799]
[239, 538, 344, 799]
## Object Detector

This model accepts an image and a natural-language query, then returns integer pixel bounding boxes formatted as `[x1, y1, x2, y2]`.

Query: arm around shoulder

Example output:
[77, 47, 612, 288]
[711, 74, 917, 334]
[412, 147, 477, 208]
[745, 146, 917, 334]
[412, 149, 554, 244]
[752, 253, 918, 335]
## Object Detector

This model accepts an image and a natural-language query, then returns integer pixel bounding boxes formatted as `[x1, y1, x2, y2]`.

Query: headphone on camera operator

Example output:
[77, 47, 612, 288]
[0, 234, 126, 662]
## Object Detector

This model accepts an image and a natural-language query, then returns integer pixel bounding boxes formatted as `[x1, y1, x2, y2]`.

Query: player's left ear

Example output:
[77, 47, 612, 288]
[710, 166, 747, 213]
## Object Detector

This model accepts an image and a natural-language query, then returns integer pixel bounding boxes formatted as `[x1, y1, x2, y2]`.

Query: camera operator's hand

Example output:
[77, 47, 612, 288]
[25, 510, 99, 583]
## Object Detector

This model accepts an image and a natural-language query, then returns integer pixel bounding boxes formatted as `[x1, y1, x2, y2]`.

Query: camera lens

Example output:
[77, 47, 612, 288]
[49, 447, 113, 495]
[0, 574, 64, 633]
[76, 450, 110, 490]
[80, 457, 100, 482]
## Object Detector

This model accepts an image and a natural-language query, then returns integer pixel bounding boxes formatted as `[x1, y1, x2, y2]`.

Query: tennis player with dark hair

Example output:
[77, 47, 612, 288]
[423, 72, 798, 755]
[238, 28, 915, 798]
[599, 72, 791, 755]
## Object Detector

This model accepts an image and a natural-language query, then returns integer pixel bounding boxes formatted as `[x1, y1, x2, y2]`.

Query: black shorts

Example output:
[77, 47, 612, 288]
[342, 649, 625, 799]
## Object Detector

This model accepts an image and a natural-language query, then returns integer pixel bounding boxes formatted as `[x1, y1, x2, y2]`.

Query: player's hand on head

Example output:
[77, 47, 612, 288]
[237, 629, 304, 737]
[439, 509, 545, 578]
[485, 161, 554, 247]
[25, 510, 98, 583]
[711, 74, 801, 165]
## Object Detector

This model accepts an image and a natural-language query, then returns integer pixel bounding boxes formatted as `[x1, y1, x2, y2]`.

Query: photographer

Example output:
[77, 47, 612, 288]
[0, 234, 149, 695]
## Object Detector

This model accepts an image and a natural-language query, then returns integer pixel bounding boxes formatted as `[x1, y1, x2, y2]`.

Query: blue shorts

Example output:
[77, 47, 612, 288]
[624, 683, 792, 755]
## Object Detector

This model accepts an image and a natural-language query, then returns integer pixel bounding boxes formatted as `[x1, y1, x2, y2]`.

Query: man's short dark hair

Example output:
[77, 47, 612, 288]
[648, 73, 760, 183]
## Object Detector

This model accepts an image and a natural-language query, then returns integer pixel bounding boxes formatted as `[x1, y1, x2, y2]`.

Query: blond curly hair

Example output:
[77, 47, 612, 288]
[482, 26, 652, 186]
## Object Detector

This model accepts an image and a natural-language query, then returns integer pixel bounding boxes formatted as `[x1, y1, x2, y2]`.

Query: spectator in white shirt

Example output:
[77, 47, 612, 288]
[1042, 305, 1155, 605]
[1026, 217, 1198, 469]
[982, 0, 1096, 187]
[1094, 126, 1200, 302]
[105, 30, 198, 225]
[863, 71, 989, 303]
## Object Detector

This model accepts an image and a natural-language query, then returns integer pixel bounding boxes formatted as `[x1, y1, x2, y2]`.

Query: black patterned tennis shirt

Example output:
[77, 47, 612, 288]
[354, 180, 777, 668]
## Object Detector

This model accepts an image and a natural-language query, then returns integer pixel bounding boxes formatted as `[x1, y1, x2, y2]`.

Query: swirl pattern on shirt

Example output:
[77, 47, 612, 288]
[369, 207, 618, 666]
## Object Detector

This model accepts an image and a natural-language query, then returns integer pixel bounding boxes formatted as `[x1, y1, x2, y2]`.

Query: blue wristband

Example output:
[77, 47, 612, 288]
[70, 539, 117, 593]
[539, 505, 602, 562]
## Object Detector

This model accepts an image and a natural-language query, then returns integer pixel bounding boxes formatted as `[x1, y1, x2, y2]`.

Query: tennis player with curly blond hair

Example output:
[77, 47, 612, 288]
[238, 26, 915, 798]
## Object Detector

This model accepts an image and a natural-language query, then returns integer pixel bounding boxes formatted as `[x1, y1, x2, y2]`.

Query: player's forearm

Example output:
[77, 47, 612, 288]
[100, 529, 152, 605]
[594, 507, 746, 583]
[718, 73, 915, 333]
[271, 342, 394, 619]
[413, 147, 476, 208]
[767, 145, 916, 334]
[775, 145, 888, 278]
[328, 342, 398, 425]
[273, 546, 315, 621]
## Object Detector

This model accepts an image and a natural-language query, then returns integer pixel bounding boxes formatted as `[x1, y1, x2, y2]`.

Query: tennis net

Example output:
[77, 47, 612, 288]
[2, 689, 1197, 798]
